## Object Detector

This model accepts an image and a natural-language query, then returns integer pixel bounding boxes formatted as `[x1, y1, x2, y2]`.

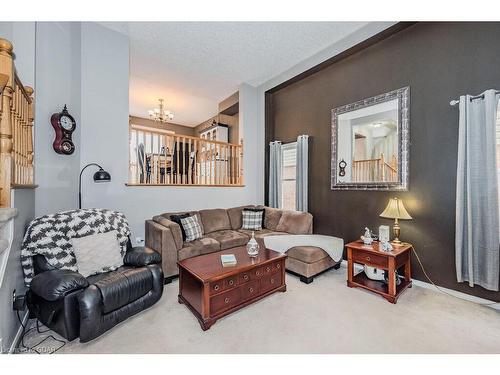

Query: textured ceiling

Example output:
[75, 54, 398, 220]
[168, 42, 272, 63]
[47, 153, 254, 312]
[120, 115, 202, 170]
[100, 22, 369, 126]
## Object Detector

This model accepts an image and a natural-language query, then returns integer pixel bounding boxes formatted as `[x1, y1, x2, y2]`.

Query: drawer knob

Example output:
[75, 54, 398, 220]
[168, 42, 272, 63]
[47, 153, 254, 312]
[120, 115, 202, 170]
[214, 285, 220, 291]
[224, 297, 230, 304]
[277, 264, 280, 269]
[243, 274, 249, 280]
[229, 280, 234, 286]
[256, 271, 260, 276]
[249, 287, 254, 293]
[366, 256, 371, 261]
[271, 278, 275, 284]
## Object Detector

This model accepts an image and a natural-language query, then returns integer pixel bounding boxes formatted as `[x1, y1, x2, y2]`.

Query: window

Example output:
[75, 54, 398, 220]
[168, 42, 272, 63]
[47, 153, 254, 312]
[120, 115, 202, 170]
[281, 142, 297, 210]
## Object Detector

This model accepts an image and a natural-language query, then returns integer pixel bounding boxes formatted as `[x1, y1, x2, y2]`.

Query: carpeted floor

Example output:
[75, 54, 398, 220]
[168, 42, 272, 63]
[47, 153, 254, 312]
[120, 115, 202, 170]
[25, 267, 500, 354]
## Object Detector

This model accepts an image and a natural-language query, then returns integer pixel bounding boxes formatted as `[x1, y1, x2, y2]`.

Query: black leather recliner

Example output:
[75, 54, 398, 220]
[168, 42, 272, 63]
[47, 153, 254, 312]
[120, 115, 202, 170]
[27, 240, 164, 343]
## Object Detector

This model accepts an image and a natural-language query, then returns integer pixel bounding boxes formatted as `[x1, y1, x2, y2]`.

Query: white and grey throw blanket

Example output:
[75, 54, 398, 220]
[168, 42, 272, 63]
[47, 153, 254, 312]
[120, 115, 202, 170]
[21, 209, 130, 287]
[264, 234, 344, 262]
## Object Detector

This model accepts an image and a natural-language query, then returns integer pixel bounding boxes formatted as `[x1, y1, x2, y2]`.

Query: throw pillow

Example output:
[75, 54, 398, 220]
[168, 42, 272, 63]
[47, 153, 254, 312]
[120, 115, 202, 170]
[170, 213, 191, 241]
[71, 230, 123, 277]
[180, 215, 203, 242]
[242, 209, 264, 230]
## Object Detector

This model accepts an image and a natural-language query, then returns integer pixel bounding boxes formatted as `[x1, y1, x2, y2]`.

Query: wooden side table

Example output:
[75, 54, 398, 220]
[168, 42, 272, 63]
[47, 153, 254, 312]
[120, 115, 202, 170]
[346, 240, 412, 303]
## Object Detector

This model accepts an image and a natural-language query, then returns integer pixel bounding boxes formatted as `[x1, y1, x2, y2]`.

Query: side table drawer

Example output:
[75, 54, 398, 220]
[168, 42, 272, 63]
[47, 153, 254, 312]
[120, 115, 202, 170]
[352, 250, 387, 269]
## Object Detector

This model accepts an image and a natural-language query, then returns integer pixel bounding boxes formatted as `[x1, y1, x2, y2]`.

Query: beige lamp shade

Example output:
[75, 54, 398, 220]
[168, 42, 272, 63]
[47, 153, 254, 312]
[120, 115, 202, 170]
[380, 198, 412, 220]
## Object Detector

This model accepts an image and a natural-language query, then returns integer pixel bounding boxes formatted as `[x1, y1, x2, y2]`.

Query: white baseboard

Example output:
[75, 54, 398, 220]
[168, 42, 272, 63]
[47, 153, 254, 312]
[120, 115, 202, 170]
[9, 311, 29, 354]
[339, 260, 500, 311]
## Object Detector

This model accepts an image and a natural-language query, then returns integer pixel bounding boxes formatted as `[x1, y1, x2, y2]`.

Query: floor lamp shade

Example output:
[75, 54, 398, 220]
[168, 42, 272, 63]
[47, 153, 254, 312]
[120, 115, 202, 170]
[93, 169, 111, 182]
[79, 163, 111, 209]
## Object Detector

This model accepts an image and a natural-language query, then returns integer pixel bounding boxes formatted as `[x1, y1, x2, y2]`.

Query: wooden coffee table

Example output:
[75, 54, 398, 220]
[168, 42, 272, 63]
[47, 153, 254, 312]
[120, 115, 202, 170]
[178, 246, 287, 330]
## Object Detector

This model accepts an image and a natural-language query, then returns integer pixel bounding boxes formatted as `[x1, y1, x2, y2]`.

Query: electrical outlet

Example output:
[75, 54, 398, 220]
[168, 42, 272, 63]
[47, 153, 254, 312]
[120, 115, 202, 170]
[135, 237, 145, 246]
[12, 289, 26, 311]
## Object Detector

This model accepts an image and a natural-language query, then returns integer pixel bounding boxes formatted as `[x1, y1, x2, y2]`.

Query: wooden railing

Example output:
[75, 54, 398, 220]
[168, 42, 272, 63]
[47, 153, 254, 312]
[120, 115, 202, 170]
[128, 127, 243, 186]
[352, 154, 397, 183]
[0, 38, 35, 207]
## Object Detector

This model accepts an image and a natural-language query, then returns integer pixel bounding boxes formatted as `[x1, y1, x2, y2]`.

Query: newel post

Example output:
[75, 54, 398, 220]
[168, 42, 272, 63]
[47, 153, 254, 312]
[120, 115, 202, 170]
[0, 38, 14, 207]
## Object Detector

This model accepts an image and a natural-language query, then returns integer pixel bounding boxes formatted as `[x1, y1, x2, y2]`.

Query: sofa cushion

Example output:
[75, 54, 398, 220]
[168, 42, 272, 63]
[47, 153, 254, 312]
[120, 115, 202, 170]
[205, 230, 249, 250]
[238, 229, 287, 249]
[227, 205, 254, 229]
[286, 246, 329, 263]
[178, 237, 220, 260]
[93, 267, 153, 314]
[238, 229, 286, 239]
[263, 207, 283, 230]
[199, 209, 232, 234]
[276, 210, 313, 234]
[158, 211, 204, 233]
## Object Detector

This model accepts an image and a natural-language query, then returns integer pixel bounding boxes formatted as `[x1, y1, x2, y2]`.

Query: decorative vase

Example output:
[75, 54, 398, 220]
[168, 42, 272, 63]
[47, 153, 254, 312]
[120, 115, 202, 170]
[246, 231, 260, 257]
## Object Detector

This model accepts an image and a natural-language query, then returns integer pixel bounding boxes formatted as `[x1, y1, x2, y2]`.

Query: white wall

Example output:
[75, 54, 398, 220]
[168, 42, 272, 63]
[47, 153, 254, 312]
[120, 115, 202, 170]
[35, 22, 82, 216]
[79, 23, 262, 240]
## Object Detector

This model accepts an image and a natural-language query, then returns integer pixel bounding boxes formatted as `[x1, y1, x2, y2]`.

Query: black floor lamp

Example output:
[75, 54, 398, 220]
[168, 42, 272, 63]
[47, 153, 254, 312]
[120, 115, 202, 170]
[79, 163, 111, 209]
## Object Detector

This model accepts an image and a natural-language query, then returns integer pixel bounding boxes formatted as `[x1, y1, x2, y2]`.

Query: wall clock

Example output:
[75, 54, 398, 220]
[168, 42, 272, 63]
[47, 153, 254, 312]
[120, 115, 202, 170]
[51, 105, 76, 155]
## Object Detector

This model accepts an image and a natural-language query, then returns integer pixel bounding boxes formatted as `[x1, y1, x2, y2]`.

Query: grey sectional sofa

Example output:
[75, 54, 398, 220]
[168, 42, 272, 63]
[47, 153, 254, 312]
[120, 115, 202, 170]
[145, 205, 341, 284]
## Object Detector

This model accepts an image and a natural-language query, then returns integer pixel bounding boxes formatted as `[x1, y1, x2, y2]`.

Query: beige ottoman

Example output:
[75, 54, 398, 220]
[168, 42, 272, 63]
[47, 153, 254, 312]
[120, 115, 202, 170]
[285, 246, 341, 284]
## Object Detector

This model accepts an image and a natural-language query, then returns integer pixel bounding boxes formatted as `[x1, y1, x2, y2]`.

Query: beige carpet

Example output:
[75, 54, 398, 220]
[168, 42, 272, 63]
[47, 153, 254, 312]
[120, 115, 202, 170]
[26, 267, 500, 354]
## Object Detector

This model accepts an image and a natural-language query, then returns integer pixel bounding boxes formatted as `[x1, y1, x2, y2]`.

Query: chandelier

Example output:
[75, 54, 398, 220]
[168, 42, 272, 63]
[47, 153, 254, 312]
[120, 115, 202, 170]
[148, 98, 174, 123]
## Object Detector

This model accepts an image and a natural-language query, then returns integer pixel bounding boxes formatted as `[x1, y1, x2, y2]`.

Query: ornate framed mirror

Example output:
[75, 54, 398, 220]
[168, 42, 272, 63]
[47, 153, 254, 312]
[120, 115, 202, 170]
[331, 86, 410, 191]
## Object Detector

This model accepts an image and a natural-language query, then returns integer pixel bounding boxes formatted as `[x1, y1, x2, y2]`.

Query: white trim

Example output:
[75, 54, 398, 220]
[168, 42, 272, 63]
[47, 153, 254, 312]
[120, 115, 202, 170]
[9, 311, 29, 354]
[0, 207, 18, 288]
[130, 123, 175, 134]
[340, 260, 500, 311]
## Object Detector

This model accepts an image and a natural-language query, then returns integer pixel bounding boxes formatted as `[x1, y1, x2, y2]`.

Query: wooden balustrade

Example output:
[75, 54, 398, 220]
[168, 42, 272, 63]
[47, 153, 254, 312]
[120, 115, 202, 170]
[128, 127, 243, 186]
[0, 38, 35, 207]
[352, 154, 397, 183]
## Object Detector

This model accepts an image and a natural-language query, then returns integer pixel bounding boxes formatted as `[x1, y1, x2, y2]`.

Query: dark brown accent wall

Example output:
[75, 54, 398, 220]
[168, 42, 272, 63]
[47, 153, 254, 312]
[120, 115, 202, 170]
[266, 22, 500, 301]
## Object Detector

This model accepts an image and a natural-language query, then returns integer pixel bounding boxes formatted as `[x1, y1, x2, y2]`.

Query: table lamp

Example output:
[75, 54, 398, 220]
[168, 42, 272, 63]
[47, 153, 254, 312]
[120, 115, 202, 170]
[379, 197, 412, 244]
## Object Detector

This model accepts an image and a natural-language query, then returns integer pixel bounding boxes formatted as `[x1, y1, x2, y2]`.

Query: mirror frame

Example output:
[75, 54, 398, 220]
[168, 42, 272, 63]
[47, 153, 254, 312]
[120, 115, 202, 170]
[330, 86, 410, 191]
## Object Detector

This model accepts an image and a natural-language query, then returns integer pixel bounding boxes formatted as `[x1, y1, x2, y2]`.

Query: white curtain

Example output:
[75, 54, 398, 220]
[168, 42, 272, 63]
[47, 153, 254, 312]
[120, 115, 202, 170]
[296, 135, 309, 212]
[456, 89, 500, 291]
[269, 141, 282, 208]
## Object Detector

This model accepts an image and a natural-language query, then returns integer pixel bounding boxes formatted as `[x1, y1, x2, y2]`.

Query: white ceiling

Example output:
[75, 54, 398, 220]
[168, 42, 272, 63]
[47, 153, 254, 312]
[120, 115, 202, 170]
[100, 22, 369, 126]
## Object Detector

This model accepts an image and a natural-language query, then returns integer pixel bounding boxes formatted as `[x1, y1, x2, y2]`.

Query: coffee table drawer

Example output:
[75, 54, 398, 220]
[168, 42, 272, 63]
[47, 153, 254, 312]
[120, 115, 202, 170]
[252, 267, 264, 279]
[210, 288, 241, 316]
[210, 280, 224, 295]
[240, 280, 260, 301]
[223, 276, 238, 289]
[261, 272, 282, 294]
[352, 250, 387, 269]
[238, 271, 252, 284]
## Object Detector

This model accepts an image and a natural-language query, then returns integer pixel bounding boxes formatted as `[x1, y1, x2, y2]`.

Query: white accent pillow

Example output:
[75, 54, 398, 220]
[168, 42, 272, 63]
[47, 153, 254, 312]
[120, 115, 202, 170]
[71, 230, 123, 277]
